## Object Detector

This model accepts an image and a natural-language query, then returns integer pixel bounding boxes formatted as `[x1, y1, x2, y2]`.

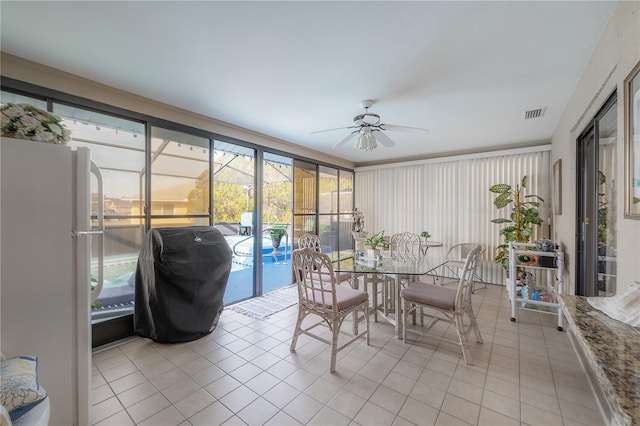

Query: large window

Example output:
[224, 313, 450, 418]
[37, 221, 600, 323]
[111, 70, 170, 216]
[1, 84, 355, 346]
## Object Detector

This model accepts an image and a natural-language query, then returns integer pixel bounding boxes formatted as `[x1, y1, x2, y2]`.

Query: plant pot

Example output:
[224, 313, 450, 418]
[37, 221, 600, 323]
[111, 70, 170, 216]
[366, 248, 380, 258]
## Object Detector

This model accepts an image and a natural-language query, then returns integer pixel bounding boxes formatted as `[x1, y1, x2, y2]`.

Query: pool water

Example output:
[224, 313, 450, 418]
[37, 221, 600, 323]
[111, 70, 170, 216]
[93, 235, 293, 313]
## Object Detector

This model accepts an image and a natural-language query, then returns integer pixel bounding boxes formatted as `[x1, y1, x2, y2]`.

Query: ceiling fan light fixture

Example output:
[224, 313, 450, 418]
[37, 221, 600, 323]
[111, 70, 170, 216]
[355, 129, 377, 151]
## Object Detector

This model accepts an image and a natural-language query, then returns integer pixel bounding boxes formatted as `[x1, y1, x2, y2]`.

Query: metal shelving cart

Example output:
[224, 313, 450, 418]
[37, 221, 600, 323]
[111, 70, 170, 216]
[508, 242, 564, 331]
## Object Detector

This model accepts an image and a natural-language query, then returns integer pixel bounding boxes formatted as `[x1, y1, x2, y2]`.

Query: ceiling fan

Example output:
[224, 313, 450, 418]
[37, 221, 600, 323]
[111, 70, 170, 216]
[311, 100, 429, 151]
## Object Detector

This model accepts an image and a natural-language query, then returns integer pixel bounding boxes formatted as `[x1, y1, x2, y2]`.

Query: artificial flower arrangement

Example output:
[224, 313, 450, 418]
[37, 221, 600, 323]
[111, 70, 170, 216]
[1, 103, 71, 145]
[352, 208, 365, 233]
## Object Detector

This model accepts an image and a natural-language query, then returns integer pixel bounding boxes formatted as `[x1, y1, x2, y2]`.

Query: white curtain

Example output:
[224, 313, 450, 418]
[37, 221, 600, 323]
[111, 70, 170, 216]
[355, 148, 551, 285]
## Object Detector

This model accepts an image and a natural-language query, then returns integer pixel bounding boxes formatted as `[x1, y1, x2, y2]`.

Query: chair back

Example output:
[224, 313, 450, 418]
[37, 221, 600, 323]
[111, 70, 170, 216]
[455, 245, 483, 309]
[447, 243, 485, 262]
[298, 233, 322, 252]
[292, 248, 337, 313]
[390, 232, 421, 263]
[240, 212, 252, 226]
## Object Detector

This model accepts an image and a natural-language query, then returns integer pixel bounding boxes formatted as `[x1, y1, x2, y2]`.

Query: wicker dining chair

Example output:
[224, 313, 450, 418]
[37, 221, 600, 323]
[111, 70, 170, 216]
[400, 244, 483, 365]
[297, 233, 356, 287]
[290, 248, 369, 373]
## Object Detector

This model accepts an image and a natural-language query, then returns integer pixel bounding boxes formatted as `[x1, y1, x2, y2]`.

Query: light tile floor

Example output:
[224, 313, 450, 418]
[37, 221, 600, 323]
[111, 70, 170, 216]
[91, 284, 605, 425]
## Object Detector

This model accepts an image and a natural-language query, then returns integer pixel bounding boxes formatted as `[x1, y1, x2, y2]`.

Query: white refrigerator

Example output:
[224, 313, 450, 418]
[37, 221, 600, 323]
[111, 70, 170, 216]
[1, 137, 102, 426]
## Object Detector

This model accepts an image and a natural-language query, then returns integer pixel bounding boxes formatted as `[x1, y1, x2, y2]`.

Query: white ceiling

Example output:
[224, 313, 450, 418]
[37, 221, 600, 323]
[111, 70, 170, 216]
[0, 1, 617, 165]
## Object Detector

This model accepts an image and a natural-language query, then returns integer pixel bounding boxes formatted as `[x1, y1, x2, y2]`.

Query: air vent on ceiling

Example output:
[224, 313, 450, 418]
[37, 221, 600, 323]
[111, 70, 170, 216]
[523, 107, 546, 120]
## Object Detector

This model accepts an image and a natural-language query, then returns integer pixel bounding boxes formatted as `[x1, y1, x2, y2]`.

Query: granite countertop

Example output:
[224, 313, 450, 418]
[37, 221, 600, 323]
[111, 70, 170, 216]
[559, 295, 640, 426]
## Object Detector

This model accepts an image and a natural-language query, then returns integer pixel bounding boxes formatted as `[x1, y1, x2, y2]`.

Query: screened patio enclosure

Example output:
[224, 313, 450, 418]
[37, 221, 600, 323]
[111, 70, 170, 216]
[1, 90, 355, 347]
[80, 128, 297, 320]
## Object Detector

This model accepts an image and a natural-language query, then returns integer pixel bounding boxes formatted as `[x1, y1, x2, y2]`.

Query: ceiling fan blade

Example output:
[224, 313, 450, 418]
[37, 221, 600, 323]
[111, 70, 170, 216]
[332, 130, 359, 149]
[380, 124, 430, 133]
[373, 130, 395, 148]
[310, 125, 358, 134]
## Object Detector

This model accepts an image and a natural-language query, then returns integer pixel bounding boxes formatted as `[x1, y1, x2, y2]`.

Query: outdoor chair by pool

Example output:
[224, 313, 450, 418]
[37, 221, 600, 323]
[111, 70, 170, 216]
[239, 212, 252, 235]
[400, 244, 483, 365]
[290, 248, 369, 373]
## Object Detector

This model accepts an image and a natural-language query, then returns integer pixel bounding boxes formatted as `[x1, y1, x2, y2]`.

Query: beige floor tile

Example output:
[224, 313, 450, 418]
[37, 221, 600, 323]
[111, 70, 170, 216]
[126, 392, 172, 424]
[559, 398, 604, 424]
[236, 397, 279, 425]
[189, 364, 225, 387]
[244, 370, 280, 395]
[478, 407, 520, 426]
[521, 402, 564, 426]
[218, 385, 259, 413]
[102, 361, 140, 383]
[417, 368, 452, 392]
[227, 362, 262, 384]
[173, 389, 215, 419]
[138, 406, 185, 426]
[409, 380, 446, 410]
[483, 375, 520, 401]
[370, 385, 409, 415]
[353, 401, 397, 426]
[188, 400, 234, 426]
[150, 367, 189, 391]
[481, 389, 520, 420]
[397, 397, 439, 425]
[92, 384, 115, 405]
[440, 394, 481, 425]
[140, 359, 176, 380]
[381, 371, 416, 395]
[435, 411, 473, 425]
[283, 393, 324, 424]
[283, 367, 318, 391]
[117, 381, 158, 408]
[203, 374, 242, 400]
[327, 388, 367, 418]
[520, 385, 561, 414]
[91, 397, 126, 425]
[267, 359, 298, 380]
[447, 378, 483, 405]
[263, 381, 300, 409]
[264, 410, 302, 426]
[220, 415, 248, 426]
[93, 409, 135, 426]
[308, 406, 352, 426]
[304, 377, 343, 404]
[161, 377, 202, 404]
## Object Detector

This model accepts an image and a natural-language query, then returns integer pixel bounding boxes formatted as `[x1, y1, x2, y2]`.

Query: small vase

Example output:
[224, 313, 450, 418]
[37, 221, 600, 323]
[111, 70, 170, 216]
[366, 248, 380, 258]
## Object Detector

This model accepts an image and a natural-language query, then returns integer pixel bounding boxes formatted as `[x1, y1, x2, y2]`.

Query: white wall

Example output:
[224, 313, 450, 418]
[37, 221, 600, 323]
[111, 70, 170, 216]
[552, 1, 640, 294]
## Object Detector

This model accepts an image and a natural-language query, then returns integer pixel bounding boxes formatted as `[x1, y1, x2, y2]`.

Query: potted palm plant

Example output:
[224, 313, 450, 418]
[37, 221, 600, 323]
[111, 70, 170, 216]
[266, 224, 287, 254]
[489, 175, 544, 272]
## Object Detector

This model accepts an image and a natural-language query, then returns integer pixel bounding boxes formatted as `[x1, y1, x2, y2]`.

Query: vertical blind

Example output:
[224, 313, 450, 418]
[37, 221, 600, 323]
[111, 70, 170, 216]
[355, 148, 551, 285]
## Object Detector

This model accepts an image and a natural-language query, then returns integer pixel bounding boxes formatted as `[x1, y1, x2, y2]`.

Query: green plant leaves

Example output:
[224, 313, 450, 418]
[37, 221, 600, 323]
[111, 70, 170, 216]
[489, 184, 511, 193]
[489, 174, 543, 271]
[491, 218, 512, 224]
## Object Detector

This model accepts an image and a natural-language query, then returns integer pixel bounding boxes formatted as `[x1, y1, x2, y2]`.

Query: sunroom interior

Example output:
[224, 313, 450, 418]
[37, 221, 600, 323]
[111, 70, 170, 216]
[1, 1, 639, 426]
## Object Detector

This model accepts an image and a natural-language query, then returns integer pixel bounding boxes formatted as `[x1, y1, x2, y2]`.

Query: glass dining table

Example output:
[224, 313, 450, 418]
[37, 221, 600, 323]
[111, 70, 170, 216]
[329, 251, 446, 338]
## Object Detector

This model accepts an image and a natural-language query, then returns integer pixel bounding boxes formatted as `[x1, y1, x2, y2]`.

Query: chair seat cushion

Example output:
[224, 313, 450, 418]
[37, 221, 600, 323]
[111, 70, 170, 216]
[308, 285, 368, 311]
[401, 282, 456, 310]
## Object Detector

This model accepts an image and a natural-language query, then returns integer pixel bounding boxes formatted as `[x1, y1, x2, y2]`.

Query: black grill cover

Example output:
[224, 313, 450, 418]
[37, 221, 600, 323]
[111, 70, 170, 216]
[134, 226, 232, 343]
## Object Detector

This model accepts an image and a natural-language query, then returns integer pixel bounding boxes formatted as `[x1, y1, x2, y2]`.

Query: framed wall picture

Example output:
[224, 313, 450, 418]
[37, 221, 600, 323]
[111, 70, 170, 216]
[624, 60, 640, 218]
[553, 159, 562, 215]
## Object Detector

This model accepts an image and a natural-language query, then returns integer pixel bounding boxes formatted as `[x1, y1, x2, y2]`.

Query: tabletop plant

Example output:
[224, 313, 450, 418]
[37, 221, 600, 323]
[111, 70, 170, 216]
[364, 230, 389, 250]
[489, 175, 544, 271]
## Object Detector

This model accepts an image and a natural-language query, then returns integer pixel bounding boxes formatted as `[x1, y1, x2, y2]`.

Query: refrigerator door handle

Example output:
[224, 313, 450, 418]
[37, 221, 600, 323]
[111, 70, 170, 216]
[90, 160, 105, 304]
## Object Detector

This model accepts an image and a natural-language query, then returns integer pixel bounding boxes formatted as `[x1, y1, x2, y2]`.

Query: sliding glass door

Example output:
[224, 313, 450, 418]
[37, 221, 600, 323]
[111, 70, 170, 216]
[261, 153, 293, 292]
[576, 92, 617, 296]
